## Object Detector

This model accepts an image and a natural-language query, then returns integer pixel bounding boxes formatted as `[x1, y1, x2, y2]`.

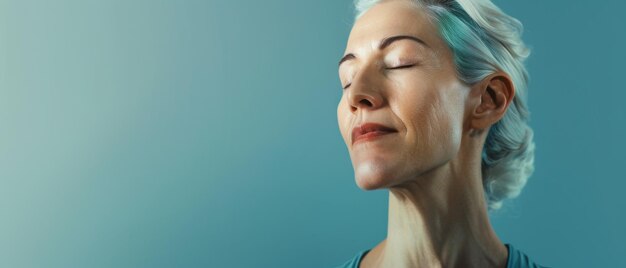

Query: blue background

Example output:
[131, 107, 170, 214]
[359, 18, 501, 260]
[1, 0, 624, 267]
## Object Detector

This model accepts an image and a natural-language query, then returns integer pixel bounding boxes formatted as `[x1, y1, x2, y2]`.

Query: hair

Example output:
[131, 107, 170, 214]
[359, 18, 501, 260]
[353, 0, 535, 212]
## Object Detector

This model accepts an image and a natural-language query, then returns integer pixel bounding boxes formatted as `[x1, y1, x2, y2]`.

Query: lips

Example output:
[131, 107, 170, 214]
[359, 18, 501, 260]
[352, 122, 398, 145]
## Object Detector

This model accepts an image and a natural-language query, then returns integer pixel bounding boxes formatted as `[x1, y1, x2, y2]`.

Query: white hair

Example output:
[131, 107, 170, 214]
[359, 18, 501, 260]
[353, 0, 536, 212]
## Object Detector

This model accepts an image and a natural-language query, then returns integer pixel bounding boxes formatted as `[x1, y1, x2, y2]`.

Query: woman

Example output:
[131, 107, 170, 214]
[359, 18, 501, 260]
[335, 0, 546, 267]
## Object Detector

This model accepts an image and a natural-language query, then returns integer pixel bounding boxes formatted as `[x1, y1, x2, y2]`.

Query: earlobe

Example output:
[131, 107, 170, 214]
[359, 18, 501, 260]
[469, 72, 515, 130]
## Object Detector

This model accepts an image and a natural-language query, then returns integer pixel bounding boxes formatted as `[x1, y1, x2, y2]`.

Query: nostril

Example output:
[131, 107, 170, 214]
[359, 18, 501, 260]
[351, 98, 373, 112]
[359, 99, 373, 107]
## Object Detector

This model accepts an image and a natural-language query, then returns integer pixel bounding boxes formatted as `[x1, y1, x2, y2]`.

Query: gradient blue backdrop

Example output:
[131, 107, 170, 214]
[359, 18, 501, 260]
[1, 0, 624, 267]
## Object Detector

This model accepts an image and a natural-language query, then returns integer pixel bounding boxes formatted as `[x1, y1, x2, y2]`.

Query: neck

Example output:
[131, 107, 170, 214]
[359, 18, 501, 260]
[372, 141, 508, 268]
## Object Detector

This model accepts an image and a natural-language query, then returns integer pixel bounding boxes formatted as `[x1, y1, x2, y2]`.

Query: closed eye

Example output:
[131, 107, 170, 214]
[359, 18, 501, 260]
[342, 64, 416, 89]
[386, 64, 416, 70]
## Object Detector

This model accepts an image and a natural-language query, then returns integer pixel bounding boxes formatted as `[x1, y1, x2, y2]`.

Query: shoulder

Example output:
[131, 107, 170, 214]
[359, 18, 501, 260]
[505, 243, 551, 268]
[333, 249, 371, 268]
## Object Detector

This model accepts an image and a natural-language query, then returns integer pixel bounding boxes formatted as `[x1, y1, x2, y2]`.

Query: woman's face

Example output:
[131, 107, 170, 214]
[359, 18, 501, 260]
[337, 0, 470, 190]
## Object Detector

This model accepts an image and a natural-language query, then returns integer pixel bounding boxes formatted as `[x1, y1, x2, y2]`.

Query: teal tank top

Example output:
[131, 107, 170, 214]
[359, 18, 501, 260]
[334, 243, 550, 268]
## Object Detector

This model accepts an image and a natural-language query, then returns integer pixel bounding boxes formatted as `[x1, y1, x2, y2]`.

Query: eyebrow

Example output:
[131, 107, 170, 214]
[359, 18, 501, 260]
[338, 35, 430, 67]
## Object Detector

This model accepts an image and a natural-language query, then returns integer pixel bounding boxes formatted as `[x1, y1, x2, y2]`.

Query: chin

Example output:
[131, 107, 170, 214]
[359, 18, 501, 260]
[353, 162, 396, 190]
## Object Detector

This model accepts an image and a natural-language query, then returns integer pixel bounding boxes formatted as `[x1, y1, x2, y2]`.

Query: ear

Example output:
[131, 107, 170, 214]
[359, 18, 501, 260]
[469, 72, 515, 130]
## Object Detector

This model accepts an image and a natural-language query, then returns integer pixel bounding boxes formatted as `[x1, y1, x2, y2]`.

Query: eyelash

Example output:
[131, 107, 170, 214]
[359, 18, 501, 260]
[342, 64, 416, 90]
[386, 64, 416, 70]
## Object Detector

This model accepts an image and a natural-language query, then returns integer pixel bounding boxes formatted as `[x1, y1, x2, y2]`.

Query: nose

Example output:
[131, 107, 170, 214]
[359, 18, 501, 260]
[347, 66, 385, 113]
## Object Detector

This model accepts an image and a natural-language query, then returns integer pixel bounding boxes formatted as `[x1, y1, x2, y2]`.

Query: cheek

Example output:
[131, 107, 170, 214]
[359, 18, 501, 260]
[428, 90, 465, 154]
[399, 87, 464, 158]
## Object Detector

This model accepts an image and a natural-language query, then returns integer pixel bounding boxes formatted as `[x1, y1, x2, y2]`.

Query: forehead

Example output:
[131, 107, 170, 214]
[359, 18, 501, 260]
[346, 0, 443, 53]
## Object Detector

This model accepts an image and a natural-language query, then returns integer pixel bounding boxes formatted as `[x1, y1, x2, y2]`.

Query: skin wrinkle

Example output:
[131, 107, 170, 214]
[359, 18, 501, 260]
[336, 0, 512, 267]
